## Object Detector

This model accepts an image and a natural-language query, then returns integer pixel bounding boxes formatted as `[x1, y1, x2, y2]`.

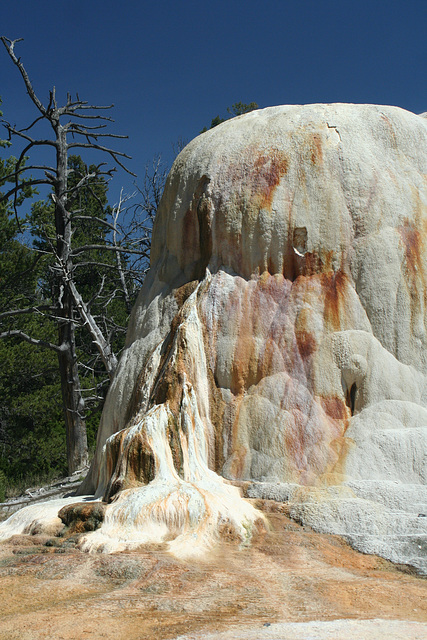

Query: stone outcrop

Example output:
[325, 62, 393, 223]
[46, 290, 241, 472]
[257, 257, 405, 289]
[1, 104, 427, 569]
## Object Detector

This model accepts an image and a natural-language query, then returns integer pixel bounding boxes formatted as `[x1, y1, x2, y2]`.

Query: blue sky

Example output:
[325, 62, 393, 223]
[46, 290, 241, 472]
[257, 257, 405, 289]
[1, 0, 426, 204]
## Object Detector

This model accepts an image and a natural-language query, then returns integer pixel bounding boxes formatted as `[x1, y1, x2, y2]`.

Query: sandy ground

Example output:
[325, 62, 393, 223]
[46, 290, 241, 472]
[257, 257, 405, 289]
[0, 500, 425, 640]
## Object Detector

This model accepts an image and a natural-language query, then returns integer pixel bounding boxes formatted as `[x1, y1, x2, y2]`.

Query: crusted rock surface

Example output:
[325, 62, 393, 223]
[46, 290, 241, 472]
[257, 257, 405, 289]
[1, 104, 427, 568]
[0, 507, 426, 640]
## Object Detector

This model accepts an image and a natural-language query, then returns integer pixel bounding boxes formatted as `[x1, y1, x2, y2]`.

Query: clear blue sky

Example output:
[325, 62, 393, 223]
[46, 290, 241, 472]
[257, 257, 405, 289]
[1, 0, 426, 204]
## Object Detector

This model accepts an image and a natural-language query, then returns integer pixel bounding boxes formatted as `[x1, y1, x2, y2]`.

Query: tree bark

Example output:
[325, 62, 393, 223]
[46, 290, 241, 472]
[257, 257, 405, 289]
[55, 124, 88, 473]
[58, 322, 88, 473]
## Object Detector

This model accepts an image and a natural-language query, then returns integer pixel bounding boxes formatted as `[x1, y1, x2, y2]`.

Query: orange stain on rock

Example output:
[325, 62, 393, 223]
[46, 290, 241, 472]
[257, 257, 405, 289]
[252, 150, 289, 210]
[228, 275, 294, 395]
[182, 207, 200, 261]
[310, 133, 323, 165]
[201, 269, 354, 485]
[397, 216, 427, 330]
[295, 329, 317, 362]
[225, 147, 289, 212]
[319, 396, 350, 423]
[398, 218, 425, 285]
[321, 269, 349, 330]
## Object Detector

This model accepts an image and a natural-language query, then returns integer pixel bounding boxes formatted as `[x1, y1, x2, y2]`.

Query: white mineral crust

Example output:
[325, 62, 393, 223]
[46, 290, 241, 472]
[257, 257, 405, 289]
[1, 104, 427, 569]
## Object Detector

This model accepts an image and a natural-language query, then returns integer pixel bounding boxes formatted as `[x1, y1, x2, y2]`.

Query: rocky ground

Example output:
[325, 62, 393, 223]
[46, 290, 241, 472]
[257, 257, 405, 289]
[0, 499, 426, 640]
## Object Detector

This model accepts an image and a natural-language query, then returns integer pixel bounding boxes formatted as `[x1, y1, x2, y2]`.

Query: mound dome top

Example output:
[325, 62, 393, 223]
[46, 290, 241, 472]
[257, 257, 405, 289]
[152, 103, 427, 284]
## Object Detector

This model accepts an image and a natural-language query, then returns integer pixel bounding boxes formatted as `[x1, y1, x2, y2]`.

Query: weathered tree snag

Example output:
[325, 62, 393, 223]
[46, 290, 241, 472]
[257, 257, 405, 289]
[58, 332, 88, 473]
[0, 36, 135, 473]
[52, 123, 87, 472]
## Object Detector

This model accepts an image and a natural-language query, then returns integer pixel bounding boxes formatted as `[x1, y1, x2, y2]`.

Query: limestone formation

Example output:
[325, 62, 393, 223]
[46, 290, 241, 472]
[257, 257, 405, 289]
[1, 104, 427, 570]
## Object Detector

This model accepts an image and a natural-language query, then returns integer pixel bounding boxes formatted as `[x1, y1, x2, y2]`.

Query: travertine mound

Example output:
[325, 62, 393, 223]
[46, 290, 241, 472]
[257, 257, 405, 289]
[2, 104, 427, 568]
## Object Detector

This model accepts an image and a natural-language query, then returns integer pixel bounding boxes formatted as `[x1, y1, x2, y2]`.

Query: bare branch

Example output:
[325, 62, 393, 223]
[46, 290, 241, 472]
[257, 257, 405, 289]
[68, 103, 114, 111]
[0, 305, 54, 320]
[71, 261, 123, 271]
[1, 126, 57, 149]
[0, 163, 57, 183]
[70, 215, 117, 232]
[67, 142, 135, 175]
[0, 37, 47, 116]
[66, 123, 128, 139]
[63, 113, 115, 121]
[0, 329, 65, 353]
[66, 177, 109, 210]
[87, 274, 106, 309]
[74, 132, 128, 140]
[0, 178, 50, 203]
[66, 122, 108, 132]
[0, 135, 56, 228]
[64, 275, 118, 379]
[16, 114, 46, 133]
[71, 244, 146, 256]
[112, 189, 131, 311]
[67, 170, 97, 193]
[0, 179, 51, 204]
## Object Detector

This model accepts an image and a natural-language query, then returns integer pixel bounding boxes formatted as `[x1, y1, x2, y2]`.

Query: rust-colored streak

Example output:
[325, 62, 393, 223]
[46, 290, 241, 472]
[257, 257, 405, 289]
[228, 445, 250, 480]
[58, 502, 106, 534]
[302, 250, 334, 277]
[167, 412, 185, 479]
[295, 329, 317, 361]
[252, 150, 289, 210]
[397, 216, 427, 335]
[398, 219, 424, 281]
[321, 269, 348, 330]
[225, 147, 289, 212]
[284, 409, 310, 476]
[173, 280, 199, 308]
[380, 112, 398, 149]
[179, 175, 212, 280]
[228, 275, 294, 396]
[103, 426, 156, 503]
[310, 133, 323, 165]
[320, 396, 349, 422]
[181, 207, 200, 261]
[267, 255, 277, 275]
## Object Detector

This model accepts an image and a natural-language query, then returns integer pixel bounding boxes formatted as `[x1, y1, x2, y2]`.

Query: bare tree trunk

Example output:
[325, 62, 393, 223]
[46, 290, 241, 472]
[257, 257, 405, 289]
[55, 124, 88, 473]
[58, 317, 88, 473]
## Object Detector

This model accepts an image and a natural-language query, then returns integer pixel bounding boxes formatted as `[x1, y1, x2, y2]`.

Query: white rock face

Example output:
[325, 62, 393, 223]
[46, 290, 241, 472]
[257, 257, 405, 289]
[2, 104, 427, 568]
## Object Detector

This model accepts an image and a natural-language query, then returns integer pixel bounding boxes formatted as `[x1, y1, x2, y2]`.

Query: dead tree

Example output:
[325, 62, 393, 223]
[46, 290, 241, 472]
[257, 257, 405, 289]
[0, 36, 137, 473]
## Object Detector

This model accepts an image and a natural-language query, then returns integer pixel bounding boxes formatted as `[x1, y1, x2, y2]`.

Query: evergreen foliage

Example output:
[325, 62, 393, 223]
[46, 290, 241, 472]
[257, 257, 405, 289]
[0, 144, 159, 492]
[200, 101, 259, 133]
[0, 105, 67, 487]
